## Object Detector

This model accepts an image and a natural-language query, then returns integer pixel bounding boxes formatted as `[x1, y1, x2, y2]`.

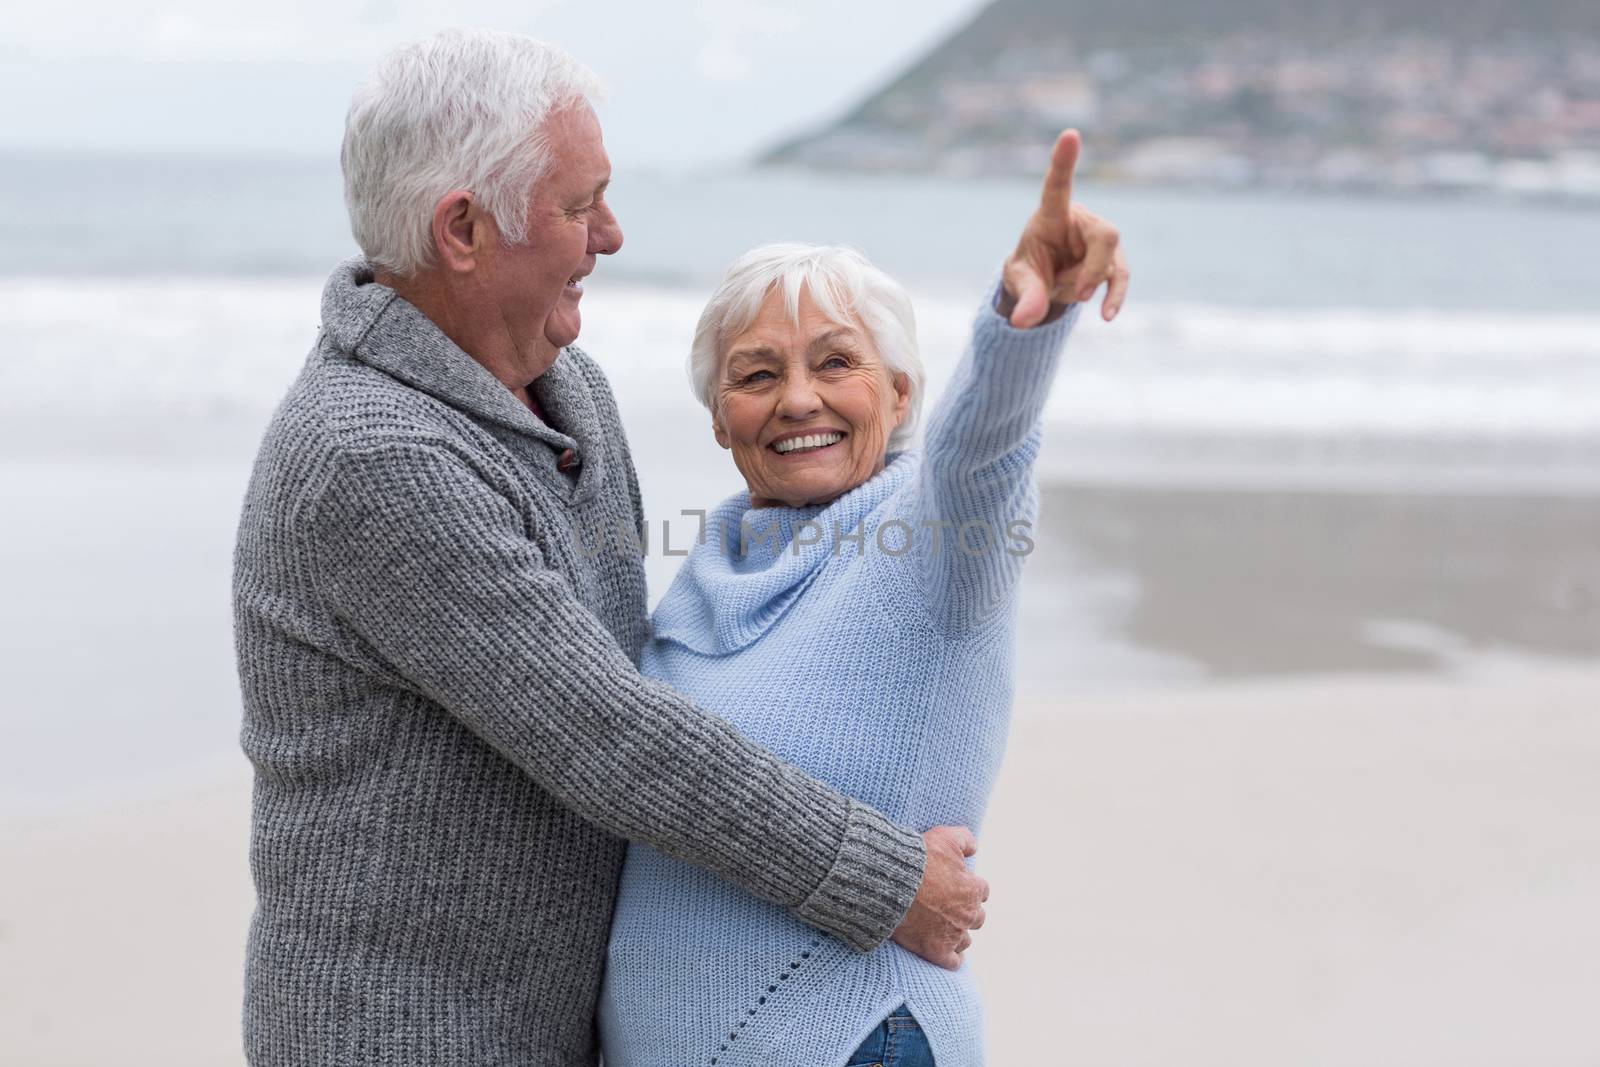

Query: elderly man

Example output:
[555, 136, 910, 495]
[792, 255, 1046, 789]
[232, 28, 987, 1065]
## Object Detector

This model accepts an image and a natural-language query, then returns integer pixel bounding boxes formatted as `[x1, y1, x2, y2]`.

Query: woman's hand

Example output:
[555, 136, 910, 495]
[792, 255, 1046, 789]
[1001, 129, 1129, 328]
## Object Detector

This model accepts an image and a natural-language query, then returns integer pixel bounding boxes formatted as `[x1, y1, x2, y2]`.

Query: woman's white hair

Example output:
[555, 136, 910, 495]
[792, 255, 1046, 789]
[342, 28, 604, 278]
[688, 243, 927, 451]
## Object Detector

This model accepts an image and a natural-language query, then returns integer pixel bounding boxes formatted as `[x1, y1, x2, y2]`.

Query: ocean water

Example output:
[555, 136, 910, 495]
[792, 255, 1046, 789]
[5, 153, 1599, 477]
[7, 153, 1599, 311]
[2, 153, 1598, 814]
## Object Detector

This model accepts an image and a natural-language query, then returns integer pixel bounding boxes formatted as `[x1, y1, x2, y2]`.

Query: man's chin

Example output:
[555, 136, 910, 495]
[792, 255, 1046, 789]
[544, 305, 584, 352]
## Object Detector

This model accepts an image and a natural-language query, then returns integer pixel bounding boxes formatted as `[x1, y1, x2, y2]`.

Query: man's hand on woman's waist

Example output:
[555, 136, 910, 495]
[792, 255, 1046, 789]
[891, 826, 990, 970]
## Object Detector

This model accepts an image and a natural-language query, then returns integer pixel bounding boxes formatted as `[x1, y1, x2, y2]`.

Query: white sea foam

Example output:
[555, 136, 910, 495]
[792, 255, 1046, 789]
[4, 275, 1598, 448]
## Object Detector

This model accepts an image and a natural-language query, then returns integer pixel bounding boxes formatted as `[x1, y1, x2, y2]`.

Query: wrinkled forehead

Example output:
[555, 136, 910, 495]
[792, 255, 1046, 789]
[721, 277, 867, 353]
[537, 104, 610, 190]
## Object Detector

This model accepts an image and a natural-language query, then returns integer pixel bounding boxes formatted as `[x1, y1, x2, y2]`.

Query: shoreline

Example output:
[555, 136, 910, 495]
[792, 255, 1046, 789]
[5, 449, 1599, 817]
[1016, 479, 1600, 696]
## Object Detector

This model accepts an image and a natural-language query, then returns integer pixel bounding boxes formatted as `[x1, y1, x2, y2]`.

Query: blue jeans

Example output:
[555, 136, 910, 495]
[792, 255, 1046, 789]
[845, 1004, 935, 1067]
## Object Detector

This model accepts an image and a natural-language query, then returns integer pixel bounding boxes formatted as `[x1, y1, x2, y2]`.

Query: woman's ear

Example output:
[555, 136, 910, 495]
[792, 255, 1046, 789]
[711, 408, 731, 449]
[889, 371, 911, 430]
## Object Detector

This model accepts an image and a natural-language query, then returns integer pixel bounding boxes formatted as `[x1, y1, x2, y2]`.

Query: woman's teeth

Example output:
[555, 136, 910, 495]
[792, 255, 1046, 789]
[773, 432, 844, 455]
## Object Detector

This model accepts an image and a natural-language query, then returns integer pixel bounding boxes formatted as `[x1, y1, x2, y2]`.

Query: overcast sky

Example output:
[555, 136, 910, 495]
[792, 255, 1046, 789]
[0, 0, 987, 168]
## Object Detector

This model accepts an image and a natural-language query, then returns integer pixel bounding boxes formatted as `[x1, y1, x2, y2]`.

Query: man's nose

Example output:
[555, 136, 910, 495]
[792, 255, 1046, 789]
[591, 202, 623, 256]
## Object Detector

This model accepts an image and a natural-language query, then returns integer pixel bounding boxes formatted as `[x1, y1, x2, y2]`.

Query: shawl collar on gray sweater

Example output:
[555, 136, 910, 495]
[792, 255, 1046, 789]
[319, 255, 609, 504]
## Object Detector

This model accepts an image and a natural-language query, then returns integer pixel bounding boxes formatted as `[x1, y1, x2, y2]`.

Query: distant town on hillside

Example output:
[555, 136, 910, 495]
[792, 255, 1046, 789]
[761, 0, 1600, 200]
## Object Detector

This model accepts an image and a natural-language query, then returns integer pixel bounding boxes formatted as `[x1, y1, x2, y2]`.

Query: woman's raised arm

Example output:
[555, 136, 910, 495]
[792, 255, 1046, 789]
[910, 131, 1129, 633]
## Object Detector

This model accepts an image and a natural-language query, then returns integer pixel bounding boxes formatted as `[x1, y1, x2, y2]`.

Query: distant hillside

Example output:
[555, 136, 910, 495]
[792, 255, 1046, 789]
[763, 0, 1600, 199]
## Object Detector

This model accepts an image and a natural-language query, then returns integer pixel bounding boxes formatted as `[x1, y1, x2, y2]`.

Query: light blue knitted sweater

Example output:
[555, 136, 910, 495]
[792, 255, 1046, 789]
[599, 285, 1079, 1067]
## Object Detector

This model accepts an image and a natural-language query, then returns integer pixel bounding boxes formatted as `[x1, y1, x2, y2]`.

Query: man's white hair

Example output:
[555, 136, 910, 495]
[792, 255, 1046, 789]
[342, 28, 604, 278]
[688, 243, 927, 452]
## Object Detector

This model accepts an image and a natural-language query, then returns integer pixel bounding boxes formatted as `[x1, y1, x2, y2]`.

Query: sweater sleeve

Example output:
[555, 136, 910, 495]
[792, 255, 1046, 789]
[912, 278, 1080, 633]
[306, 439, 925, 953]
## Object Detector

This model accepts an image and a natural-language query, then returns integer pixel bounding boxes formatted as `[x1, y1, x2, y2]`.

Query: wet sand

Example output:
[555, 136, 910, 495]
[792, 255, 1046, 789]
[1016, 482, 1600, 695]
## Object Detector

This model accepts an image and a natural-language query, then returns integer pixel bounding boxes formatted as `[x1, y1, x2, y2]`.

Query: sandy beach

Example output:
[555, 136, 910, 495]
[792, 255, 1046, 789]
[4, 665, 1597, 1066]
[3, 444, 1599, 1064]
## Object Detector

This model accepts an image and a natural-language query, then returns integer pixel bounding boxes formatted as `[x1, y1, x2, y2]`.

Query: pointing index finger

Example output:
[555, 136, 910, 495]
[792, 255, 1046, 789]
[1038, 129, 1081, 220]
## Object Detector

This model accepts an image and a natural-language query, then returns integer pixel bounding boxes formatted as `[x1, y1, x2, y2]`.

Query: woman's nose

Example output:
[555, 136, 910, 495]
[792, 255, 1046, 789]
[775, 373, 821, 418]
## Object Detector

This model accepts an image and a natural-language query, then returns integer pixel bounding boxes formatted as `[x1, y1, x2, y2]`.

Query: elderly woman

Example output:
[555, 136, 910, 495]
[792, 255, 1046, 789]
[599, 133, 1127, 1066]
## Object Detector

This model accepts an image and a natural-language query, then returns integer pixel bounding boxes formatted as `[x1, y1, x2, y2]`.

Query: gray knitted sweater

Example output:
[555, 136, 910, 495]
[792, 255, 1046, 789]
[232, 259, 926, 1066]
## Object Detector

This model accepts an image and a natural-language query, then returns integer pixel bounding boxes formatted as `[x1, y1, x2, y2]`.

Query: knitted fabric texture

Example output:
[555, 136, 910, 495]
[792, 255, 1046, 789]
[232, 258, 927, 1067]
[599, 285, 1079, 1067]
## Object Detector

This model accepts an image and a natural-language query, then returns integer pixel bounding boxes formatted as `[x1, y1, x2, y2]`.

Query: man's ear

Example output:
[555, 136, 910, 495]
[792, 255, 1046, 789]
[889, 371, 912, 430]
[431, 190, 484, 274]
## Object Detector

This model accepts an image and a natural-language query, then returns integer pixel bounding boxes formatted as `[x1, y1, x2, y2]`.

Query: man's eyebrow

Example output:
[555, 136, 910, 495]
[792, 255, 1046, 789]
[568, 179, 609, 207]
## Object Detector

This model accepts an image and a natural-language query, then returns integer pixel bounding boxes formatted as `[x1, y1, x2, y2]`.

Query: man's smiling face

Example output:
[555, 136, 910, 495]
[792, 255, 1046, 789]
[480, 103, 623, 368]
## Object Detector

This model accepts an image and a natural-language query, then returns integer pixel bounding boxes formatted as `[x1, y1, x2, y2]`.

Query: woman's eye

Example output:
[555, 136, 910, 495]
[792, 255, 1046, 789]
[742, 370, 774, 384]
[822, 354, 850, 369]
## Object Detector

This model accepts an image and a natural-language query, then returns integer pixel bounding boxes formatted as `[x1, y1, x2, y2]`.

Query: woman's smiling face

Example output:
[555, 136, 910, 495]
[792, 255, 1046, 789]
[713, 285, 911, 509]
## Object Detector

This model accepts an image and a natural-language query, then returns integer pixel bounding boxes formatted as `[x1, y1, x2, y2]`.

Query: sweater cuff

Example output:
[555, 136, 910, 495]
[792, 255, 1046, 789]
[791, 801, 926, 952]
[979, 275, 1081, 362]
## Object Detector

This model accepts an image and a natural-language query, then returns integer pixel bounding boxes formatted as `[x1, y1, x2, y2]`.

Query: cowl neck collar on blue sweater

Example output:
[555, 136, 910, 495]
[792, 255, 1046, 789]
[650, 452, 916, 655]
